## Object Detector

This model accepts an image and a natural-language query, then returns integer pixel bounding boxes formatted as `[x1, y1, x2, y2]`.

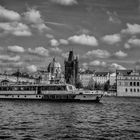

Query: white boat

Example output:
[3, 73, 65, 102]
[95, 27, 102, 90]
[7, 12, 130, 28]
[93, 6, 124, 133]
[0, 83, 103, 102]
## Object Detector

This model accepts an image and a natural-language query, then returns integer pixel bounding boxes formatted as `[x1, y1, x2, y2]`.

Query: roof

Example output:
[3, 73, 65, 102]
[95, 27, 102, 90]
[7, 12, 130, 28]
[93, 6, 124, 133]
[116, 70, 133, 76]
[94, 71, 110, 76]
[79, 69, 95, 74]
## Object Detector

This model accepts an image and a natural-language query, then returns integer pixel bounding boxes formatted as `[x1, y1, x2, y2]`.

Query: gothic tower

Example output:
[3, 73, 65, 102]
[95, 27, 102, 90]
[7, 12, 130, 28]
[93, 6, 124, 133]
[64, 51, 79, 85]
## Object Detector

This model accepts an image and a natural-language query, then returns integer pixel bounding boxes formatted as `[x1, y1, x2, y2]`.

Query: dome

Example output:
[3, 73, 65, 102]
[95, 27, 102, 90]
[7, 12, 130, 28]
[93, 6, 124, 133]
[47, 58, 61, 74]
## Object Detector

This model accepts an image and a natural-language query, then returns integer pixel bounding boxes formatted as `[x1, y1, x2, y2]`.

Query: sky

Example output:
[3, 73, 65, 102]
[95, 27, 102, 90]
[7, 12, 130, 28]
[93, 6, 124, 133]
[0, 0, 140, 73]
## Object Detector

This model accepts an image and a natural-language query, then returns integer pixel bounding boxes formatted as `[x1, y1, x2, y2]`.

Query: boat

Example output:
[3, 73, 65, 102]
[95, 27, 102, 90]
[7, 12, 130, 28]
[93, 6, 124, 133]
[0, 83, 103, 103]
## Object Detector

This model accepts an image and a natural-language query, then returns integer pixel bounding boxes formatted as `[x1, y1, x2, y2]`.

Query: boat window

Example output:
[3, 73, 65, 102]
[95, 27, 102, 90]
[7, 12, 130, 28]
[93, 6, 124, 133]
[68, 86, 73, 91]
[43, 85, 66, 91]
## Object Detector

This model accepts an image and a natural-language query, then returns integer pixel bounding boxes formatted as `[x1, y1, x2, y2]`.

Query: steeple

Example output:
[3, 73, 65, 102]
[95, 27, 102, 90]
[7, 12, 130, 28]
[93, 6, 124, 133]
[68, 51, 74, 61]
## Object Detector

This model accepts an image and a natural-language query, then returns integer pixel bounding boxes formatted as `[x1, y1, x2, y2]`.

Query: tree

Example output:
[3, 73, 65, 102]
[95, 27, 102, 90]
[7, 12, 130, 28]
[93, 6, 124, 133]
[87, 78, 95, 90]
[75, 81, 83, 89]
[103, 80, 110, 91]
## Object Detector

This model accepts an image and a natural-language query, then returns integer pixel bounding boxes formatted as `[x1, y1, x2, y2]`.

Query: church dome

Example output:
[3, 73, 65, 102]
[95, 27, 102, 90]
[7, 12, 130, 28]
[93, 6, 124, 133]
[47, 58, 61, 74]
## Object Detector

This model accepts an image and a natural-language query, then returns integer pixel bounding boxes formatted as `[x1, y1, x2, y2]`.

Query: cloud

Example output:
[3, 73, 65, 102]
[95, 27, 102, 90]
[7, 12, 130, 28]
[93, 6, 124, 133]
[50, 39, 60, 47]
[89, 60, 107, 67]
[26, 65, 37, 72]
[61, 52, 69, 58]
[106, 11, 121, 24]
[85, 49, 111, 58]
[51, 0, 78, 6]
[0, 55, 20, 62]
[110, 63, 126, 70]
[59, 39, 69, 45]
[68, 34, 98, 46]
[82, 62, 88, 70]
[8, 45, 25, 53]
[77, 28, 90, 35]
[114, 50, 127, 58]
[0, 22, 32, 36]
[46, 34, 54, 39]
[0, 5, 21, 21]
[124, 43, 131, 49]
[28, 47, 49, 57]
[50, 47, 62, 53]
[23, 8, 50, 32]
[128, 38, 140, 46]
[121, 23, 140, 35]
[102, 34, 121, 45]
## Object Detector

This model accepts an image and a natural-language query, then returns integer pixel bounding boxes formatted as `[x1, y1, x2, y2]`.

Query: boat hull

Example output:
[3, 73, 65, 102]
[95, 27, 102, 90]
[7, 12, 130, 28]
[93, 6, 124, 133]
[0, 93, 103, 103]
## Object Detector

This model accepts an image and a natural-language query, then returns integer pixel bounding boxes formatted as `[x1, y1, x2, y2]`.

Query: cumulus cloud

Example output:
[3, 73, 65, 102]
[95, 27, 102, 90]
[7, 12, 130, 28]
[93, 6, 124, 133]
[50, 39, 60, 47]
[51, 0, 78, 6]
[128, 38, 140, 46]
[8, 45, 25, 53]
[26, 65, 37, 72]
[59, 39, 69, 45]
[106, 11, 121, 24]
[0, 22, 32, 36]
[0, 5, 21, 21]
[102, 33, 121, 45]
[121, 23, 140, 35]
[23, 8, 50, 32]
[46, 34, 54, 39]
[110, 63, 126, 70]
[82, 62, 88, 70]
[85, 49, 111, 58]
[68, 34, 98, 46]
[114, 50, 127, 58]
[0, 55, 20, 62]
[50, 47, 62, 53]
[61, 52, 69, 58]
[124, 43, 131, 49]
[89, 60, 107, 67]
[28, 47, 49, 57]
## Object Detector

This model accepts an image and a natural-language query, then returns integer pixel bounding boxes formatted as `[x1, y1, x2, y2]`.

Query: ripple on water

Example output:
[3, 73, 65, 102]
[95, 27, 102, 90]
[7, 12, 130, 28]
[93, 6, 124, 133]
[0, 97, 140, 139]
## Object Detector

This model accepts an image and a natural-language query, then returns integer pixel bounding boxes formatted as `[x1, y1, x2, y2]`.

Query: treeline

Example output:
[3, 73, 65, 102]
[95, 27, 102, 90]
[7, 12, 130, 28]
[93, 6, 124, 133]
[76, 79, 116, 92]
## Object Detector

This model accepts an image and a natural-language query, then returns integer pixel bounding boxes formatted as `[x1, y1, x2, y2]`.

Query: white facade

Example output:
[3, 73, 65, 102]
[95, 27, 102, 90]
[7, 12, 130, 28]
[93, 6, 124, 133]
[0, 74, 36, 83]
[92, 72, 110, 84]
[110, 73, 116, 85]
[79, 74, 93, 87]
[117, 70, 140, 96]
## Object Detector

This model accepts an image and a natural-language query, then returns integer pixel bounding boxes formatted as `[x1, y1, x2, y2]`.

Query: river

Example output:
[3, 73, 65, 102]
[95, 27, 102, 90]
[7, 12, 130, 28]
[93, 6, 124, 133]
[0, 97, 140, 140]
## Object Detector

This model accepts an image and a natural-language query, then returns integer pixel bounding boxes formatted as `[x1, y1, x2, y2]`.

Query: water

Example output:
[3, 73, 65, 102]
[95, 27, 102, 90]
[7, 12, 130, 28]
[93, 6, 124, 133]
[0, 97, 140, 140]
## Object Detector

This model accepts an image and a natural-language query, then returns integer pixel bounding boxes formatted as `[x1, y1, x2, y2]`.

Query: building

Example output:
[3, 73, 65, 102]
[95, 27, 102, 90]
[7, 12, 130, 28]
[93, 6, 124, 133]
[110, 72, 116, 85]
[64, 51, 79, 85]
[79, 70, 95, 87]
[0, 73, 36, 84]
[92, 71, 110, 84]
[36, 58, 64, 84]
[117, 70, 140, 96]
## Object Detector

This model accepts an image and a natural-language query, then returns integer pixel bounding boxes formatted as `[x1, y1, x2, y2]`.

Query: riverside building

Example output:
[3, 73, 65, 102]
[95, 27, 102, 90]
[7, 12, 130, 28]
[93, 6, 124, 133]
[92, 71, 110, 84]
[117, 70, 140, 96]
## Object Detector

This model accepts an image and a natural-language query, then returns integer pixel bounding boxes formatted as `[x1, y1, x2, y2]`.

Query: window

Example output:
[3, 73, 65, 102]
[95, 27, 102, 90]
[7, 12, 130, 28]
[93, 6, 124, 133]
[134, 82, 136, 86]
[130, 82, 132, 86]
[130, 88, 132, 92]
[137, 89, 139, 92]
[134, 89, 136, 92]
[137, 82, 139, 86]
[125, 88, 128, 92]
